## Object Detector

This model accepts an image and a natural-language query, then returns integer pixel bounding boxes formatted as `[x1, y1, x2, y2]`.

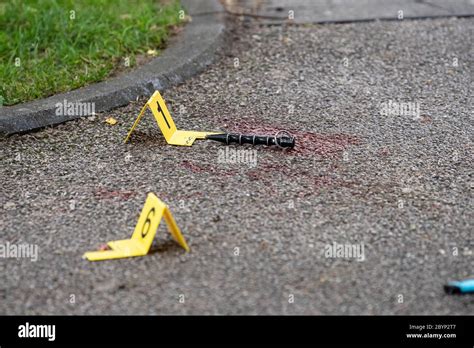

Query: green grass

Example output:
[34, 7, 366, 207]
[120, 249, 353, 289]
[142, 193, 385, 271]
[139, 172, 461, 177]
[0, 0, 183, 106]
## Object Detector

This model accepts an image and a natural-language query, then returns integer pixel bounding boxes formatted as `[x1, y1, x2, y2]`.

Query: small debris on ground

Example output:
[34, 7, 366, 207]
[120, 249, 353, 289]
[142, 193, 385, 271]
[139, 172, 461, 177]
[105, 117, 117, 125]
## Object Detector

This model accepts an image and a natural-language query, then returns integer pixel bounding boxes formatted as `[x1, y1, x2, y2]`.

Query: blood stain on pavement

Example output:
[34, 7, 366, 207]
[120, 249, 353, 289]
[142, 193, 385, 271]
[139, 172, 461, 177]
[221, 119, 361, 158]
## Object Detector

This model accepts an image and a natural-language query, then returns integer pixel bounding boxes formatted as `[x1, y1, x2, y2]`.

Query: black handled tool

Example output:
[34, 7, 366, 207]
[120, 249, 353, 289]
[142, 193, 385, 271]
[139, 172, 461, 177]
[206, 131, 295, 148]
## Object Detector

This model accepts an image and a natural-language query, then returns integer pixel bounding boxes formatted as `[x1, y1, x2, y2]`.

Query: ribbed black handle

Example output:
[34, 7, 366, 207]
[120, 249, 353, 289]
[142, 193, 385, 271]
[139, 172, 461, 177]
[206, 133, 295, 148]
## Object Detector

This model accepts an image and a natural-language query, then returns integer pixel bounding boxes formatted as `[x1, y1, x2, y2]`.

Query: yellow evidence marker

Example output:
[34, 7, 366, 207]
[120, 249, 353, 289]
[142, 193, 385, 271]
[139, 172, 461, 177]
[83, 193, 189, 261]
[124, 90, 217, 146]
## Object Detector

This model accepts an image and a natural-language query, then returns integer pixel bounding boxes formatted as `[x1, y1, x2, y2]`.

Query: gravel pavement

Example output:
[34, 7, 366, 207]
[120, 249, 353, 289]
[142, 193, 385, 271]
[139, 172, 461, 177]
[234, 0, 474, 24]
[0, 16, 472, 314]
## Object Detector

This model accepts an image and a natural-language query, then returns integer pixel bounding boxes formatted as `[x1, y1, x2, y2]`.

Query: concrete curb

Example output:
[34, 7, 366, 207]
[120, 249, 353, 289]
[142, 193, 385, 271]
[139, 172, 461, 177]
[0, 0, 226, 136]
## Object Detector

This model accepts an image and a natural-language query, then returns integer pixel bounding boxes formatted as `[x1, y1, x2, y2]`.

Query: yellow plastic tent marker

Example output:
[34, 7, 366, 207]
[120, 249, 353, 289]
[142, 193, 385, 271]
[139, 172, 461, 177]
[83, 193, 189, 261]
[124, 91, 217, 146]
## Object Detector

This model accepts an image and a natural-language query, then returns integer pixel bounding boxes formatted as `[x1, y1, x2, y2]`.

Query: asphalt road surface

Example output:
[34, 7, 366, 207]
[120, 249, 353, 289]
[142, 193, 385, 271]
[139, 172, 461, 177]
[1, 15, 472, 314]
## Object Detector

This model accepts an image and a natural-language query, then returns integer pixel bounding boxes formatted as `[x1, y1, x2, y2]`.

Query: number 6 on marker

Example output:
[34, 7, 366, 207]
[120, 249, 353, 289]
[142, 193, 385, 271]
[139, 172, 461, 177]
[83, 193, 189, 261]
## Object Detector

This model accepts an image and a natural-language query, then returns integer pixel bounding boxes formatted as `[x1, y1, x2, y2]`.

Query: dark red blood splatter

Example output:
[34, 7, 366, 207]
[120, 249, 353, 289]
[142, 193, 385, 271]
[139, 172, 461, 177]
[378, 147, 390, 157]
[181, 160, 207, 173]
[177, 120, 362, 196]
[246, 161, 357, 196]
[94, 187, 136, 200]
[158, 191, 204, 201]
[180, 160, 235, 177]
[222, 119, 361, 158]
[420, 115, 432, 124]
